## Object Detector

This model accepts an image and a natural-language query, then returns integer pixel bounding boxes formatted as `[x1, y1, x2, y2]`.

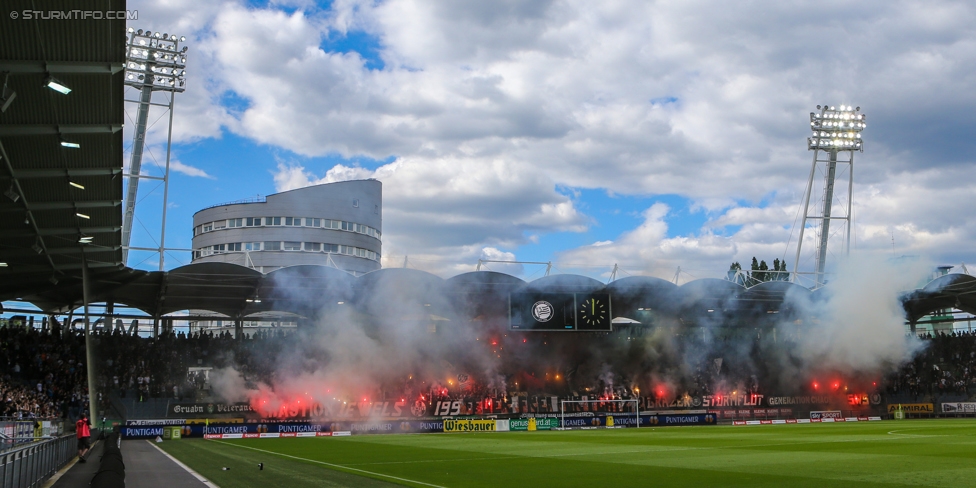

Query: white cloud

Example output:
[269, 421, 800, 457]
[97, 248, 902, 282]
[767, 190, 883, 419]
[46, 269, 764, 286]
[170, 160, 215, 179]
[131, 0, 976, 277]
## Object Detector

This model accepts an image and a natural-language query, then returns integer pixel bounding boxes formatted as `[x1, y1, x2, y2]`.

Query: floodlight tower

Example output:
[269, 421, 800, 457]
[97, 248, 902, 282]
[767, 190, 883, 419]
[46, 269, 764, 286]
[793, 104, 866, 288]
[121, 28, 188, 270]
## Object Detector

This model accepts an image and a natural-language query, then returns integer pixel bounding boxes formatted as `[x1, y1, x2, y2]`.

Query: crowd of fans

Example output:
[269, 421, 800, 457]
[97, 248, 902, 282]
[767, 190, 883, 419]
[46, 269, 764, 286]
[887, 330, 976, 399]
[0, 326, 89, 419]
[4, 319, 976, 420]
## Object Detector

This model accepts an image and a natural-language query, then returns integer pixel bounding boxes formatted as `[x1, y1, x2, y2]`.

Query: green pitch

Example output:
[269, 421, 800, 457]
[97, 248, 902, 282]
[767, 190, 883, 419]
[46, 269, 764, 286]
[157, 420, 976, 487]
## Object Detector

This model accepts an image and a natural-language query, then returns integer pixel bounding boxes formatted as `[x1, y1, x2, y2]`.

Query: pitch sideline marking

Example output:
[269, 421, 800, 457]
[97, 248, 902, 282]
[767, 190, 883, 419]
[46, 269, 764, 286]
[216, 440, 447, 488]
[147, 440, 220, 487]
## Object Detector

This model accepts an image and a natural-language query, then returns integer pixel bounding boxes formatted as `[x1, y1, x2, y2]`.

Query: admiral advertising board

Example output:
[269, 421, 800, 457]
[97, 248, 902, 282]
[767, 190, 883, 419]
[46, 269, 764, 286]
[887, 403, 934, 414]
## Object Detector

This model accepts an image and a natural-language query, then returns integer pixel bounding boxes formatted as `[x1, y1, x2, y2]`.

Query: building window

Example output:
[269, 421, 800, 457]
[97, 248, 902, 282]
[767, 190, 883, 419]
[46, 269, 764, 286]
[228, 243, 242, 251]
[229, 218, 243, 228]
[323, 243, 338, 253]
[284, 241, 301, 251]
[213, 244, 226, 254]
[269, 217, 282, 226]
[264, 241, 281, 251]
[203, 223, 213, 232]
[285, 217, 293, 226]
[244, 242, 261, 251]
[213, 220, 227, 230]
[292, 217, 301, 226]
[246, 217, 261, 226]
[194, 250, 201, 259]
[352, 199, 359, 208]
[304, 242, 321, 252]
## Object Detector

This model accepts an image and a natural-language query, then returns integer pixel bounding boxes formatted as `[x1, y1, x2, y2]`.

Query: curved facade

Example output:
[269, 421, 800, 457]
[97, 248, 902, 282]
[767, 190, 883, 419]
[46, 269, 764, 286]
[191, 180, 382, 275]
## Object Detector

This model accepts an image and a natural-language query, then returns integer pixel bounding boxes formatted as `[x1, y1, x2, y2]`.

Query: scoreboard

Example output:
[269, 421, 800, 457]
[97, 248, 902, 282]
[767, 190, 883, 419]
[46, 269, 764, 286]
[509, 292, 612, 331]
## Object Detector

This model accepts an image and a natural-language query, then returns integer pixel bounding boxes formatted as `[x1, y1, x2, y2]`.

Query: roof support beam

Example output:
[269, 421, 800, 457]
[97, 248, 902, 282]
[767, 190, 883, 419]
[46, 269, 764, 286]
[0, 201, 120, 213]
[0, 124, 122, 136]
[2, 245, 121, 258]
[6, 226, 120, 237]
[0, 61, 123, 74]
[8, 168, 122, 178]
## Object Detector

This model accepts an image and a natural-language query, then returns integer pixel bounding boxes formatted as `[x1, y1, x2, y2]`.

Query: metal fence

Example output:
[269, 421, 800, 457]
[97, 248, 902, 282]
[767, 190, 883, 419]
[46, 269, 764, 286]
[0, 434, 75, 488]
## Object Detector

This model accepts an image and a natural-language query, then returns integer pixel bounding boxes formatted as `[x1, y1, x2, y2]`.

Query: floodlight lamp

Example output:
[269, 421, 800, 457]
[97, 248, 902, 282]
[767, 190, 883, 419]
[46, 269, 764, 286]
[69, 181, 85, 190]
[60, 138, 80, 149]
[44, 75, 71, 95]
[1, 84, 15, 113]
[78, 236, 93, 244]
[163, 33, 168, 39]
[0, 262, 7, 267]
[137, 29, 143, 35]
[180, 36, 186, 42]
[76, 212, 90, 219]
[4, 185, 19, 202]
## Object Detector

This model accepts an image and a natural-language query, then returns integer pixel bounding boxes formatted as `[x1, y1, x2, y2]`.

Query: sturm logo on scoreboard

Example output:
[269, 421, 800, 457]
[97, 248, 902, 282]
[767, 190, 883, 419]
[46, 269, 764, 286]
[532, 301, 554, 322]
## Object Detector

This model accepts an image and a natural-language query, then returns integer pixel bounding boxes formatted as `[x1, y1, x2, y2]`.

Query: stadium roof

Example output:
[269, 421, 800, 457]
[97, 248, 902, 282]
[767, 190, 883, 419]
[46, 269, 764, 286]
[0, 0, 136, 312]
[0, 2, 971, 327]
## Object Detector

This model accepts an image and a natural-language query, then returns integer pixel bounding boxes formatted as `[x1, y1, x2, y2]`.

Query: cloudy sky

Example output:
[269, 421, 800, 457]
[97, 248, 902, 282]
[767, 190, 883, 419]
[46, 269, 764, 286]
[123, 0, 976, 282]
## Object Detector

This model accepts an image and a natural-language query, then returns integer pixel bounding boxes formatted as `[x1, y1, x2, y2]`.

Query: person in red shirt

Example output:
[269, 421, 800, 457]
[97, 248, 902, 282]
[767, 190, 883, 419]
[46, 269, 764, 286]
[76, 414, 92, 462]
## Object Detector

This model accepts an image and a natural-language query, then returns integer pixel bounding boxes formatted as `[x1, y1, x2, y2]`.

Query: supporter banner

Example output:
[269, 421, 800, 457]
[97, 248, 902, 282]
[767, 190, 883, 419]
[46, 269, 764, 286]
[886, 403, 934, 414]
[942, 402, 976, 413]
[443, 419, 496, 432]
[810, 411, 842, 420]
[766, 395, 832, 406]
[168, 402, 254, 417]
[126, 419, 186, 426]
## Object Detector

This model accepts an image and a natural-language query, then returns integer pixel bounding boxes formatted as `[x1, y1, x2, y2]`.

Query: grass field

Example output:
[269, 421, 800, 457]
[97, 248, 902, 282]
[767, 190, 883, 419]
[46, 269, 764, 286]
[157, 419, 976, 487]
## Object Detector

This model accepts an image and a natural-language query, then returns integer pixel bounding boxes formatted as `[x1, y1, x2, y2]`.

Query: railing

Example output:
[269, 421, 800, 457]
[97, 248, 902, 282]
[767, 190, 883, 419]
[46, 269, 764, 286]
[0, 434, 75, 488]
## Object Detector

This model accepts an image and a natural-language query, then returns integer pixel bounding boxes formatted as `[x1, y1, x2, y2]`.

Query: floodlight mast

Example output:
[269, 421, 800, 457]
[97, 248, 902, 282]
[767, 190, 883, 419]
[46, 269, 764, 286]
[121, 28, 188, 270]
[793, 104, 865, 288]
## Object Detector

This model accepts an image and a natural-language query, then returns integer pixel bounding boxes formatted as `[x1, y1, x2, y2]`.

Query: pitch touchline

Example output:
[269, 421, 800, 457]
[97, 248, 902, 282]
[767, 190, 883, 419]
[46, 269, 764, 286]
[215, 441, 448, 488]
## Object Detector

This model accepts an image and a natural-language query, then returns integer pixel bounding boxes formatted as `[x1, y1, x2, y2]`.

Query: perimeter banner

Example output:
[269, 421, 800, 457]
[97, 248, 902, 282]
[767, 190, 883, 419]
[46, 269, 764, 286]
[886, 403, 934, 414]
[941, 402, 976, 413]
[443, 419, 496, 432]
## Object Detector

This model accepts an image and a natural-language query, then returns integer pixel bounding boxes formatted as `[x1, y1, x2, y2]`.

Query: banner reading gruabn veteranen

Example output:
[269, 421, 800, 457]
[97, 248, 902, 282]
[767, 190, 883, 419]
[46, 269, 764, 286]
[168, 402, 254, 417]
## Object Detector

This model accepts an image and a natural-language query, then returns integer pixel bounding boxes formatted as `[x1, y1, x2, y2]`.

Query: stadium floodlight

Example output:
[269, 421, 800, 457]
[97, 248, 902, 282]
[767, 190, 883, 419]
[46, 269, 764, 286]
[60, 138, 80, 149]
[794, 103, 866, 289]
[123, 29, 188, 93]
[76, 212, 90, 219]
[69, 181, 85, 190]
[807, 105, 866, 151]
[43, 75, 71, 95]
[78, 235, 93, 244]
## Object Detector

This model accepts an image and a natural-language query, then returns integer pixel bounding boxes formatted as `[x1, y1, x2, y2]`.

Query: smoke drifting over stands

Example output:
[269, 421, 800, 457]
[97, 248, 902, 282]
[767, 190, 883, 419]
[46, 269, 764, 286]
[199, 258, 933, 416]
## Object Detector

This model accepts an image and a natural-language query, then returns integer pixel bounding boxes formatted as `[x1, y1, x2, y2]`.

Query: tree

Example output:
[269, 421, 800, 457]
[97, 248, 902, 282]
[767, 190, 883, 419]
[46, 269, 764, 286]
[730, 257, 790, 285]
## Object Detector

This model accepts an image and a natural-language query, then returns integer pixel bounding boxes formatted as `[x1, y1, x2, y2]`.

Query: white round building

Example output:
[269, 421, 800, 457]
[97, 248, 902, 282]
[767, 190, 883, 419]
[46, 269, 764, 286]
[191, 179, 382, 275]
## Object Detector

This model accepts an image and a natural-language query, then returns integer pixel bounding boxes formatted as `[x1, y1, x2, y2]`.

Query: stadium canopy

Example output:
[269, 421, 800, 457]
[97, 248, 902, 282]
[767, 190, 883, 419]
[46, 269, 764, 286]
[0, 4, 971, 330]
